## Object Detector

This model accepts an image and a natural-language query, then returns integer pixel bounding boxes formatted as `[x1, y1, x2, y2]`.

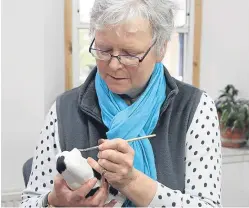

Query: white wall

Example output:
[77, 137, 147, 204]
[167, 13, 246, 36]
[200, 0, 249, 100]
[1, 0, 64, 194]
[200, 1, 249, 206]
[44, 0, 65, 111]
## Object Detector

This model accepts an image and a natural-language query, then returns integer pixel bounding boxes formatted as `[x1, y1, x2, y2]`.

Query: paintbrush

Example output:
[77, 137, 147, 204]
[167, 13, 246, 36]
[78, 134, 156, 152]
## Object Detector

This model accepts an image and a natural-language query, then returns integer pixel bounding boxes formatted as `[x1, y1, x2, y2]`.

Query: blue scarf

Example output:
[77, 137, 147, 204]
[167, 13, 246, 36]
[95, 63, 166, 206]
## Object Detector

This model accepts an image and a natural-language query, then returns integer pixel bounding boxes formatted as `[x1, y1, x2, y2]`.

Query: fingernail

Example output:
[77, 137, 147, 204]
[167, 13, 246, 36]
[98, 145, 103, 150]
[98, 139, 104, 145]
[86, 157, 92, 165]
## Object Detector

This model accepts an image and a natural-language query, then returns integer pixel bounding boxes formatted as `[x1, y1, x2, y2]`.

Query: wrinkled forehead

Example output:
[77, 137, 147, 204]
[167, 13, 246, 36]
[95, 18, 153, 47]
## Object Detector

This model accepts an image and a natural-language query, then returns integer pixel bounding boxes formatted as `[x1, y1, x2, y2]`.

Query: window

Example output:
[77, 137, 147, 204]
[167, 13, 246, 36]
[71, 0, 194, 87]
[78, 29, 95, 83]
[163, 0, 188, 81]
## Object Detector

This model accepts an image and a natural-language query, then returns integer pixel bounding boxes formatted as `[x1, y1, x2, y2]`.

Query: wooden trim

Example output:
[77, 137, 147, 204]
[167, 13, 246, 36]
[64, 0, 73, 90]
[192, 0, 202, 87]
[64, 0, 202, 88]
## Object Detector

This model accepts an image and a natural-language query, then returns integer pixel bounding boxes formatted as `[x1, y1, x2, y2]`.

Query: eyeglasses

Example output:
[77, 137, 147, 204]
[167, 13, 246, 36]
[89, 38, 156, 66]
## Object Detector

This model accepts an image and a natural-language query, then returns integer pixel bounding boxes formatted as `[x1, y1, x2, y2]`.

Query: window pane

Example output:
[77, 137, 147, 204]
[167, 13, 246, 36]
[162, 33, 184, 81]
[79, 29, 96, 83]
[79, 0, 94, 24]
[175, 0, 187, 27]
[79, 0, 187, 27]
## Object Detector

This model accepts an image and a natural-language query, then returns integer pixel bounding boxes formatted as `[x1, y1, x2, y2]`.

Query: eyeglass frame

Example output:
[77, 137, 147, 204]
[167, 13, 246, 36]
[88, 38, 157, 66]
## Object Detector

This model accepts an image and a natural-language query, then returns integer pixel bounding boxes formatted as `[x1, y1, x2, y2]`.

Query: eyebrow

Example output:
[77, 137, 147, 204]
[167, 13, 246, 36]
[94, 43, 112, 49]
[122, 47, 145, 54]
[95, 44, 144, 54]
[94, 38, 149, 55]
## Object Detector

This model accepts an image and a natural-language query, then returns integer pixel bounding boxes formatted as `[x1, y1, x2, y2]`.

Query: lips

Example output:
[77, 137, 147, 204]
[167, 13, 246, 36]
[109, 75, 127, 80]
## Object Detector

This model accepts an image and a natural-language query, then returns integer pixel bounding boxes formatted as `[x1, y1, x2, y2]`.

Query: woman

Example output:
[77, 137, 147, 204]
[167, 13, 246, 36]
[21, 0, 222, 207]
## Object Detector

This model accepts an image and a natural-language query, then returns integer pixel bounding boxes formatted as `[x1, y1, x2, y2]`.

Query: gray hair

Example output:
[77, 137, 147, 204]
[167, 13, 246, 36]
[89, 0, 178, 57]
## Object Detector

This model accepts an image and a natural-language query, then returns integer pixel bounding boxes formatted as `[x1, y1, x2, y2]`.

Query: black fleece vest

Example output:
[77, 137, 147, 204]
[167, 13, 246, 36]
[56, 67, 202, 192]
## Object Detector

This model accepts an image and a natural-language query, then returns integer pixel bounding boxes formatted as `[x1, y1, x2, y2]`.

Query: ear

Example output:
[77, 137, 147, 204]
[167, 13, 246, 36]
[109, 186, 119, 196]
[56, 156, 66, 174]
[156, 41, 168, 62]
[85, 187, 100, 198]
[92, 168, 102, 180]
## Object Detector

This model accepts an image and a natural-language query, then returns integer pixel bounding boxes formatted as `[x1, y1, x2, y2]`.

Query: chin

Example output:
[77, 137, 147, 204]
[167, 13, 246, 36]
[103, 76, 131, 95]
[107, 84, 129, 95]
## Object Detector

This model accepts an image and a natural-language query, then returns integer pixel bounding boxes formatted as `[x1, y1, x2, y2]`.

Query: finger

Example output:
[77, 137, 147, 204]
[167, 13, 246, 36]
[101, 176, 108, 188]
[98, 139, 130, 153]
[88, 157, 106, 175]
[90, 177, 109, 207]
[104, 199, 117, 207]
[98, 177, 110, 206]
[101, 171, 126, 185]
[98, 149, 125, 164]
[72, 177, 98, 200]
[54, 174, 68, 191]
[98, 158, 120, 173]
[53, 174, 77, 205]
[98, 139, 106, 145]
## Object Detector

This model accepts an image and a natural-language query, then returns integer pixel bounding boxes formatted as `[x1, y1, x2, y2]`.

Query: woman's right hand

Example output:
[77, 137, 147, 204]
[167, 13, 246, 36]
[48, 174, 117, 207]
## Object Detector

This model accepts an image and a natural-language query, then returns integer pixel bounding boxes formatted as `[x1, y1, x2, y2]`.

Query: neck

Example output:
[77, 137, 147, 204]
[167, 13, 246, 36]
[126, 87, 145, 99]
[120, 82, 148, 105]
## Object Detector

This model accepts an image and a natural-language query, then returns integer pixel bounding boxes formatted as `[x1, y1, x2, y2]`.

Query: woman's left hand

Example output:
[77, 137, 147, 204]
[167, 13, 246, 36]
[87, 138, 137, 190]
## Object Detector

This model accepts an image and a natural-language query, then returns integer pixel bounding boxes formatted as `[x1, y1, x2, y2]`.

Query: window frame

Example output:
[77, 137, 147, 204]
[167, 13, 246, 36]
[65, 0, 202, 89]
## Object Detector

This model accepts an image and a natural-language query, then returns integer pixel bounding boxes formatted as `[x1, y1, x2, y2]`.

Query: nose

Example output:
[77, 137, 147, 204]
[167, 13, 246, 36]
[108, 55, 123, 71]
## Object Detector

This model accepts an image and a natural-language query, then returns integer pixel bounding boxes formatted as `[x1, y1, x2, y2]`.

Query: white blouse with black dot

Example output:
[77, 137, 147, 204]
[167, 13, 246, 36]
[20, 93, 222, 207]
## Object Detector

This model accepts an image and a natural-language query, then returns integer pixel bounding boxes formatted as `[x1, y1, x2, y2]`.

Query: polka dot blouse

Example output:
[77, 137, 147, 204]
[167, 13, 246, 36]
[20, 93, 222, 207]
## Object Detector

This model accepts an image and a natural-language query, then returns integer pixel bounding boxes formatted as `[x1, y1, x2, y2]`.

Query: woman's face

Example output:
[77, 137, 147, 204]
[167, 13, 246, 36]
[94, 18, 164, 96]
